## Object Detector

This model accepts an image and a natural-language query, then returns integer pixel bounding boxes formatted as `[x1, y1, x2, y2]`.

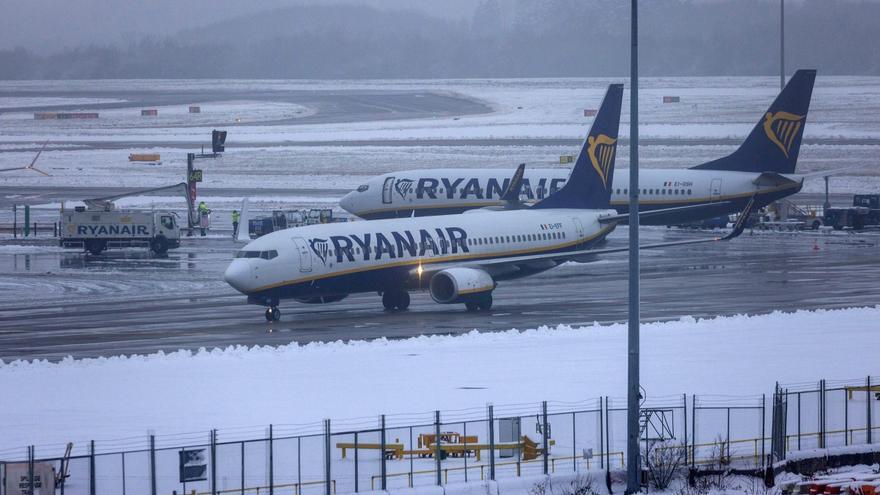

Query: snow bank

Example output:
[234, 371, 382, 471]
[0, 307, 878, 453]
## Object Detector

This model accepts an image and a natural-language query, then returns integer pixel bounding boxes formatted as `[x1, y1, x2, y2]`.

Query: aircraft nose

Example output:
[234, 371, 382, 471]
[339, 191, 357, 215]
[224, 258, 254, 293]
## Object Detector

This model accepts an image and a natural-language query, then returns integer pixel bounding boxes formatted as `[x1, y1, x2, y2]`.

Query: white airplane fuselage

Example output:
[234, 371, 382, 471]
[224, 206, 616, 306]
[340, 168, 803, 223]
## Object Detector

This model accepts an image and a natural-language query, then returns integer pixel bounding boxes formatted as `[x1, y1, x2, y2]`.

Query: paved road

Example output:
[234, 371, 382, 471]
[1, 228, 877, 361]
[0, 88, 491, 128]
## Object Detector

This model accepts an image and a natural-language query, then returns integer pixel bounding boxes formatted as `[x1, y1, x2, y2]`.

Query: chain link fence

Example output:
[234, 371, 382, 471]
[1, 375, 876, 495]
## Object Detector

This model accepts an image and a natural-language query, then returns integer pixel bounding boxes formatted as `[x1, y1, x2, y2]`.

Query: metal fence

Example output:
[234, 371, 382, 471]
[1, 375, 876, 495]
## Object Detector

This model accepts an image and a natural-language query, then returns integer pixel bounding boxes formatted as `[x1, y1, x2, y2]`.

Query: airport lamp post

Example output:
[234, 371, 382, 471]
[626, 0, 641, 494]
[780, 0, 785, 89]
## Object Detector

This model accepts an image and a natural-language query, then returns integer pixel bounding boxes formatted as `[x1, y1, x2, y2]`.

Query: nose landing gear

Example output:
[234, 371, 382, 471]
[265, 306, 281, 322]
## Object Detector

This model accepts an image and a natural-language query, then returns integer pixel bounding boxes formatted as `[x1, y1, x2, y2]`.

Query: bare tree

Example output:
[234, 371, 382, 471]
[644, 441, 687, 490]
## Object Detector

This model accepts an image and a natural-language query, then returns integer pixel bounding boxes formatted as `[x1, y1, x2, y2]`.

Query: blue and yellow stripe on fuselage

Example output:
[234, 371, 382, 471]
[245, 225, 615, 306]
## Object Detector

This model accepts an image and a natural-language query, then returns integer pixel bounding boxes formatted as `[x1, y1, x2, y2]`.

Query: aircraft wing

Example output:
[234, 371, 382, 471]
[796, 164, 875, 180]
[597, 201, 733, 224]
[413, 197, 755, 278]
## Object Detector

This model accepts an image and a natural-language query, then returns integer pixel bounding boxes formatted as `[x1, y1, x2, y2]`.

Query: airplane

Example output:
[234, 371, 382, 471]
[225, 84, 753, 322]
[339, 69, 816, 226]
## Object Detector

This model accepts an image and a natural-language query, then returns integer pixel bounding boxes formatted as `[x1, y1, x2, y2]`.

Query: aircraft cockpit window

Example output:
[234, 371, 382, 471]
[357, 184, 369, 192]
[260, 250, 278, 260]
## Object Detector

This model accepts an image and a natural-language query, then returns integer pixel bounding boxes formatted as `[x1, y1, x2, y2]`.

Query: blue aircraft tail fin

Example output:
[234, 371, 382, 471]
[532, 84, 624, 210]
[692, 69, 816, 175]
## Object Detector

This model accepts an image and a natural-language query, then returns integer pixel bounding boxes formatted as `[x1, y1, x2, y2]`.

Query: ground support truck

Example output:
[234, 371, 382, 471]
[60, 207, 181, 255]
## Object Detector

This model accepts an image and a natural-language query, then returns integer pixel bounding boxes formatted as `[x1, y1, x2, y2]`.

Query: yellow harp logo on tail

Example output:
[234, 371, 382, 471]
[587, 134, 617, 187]
[763, 111, 805, 158]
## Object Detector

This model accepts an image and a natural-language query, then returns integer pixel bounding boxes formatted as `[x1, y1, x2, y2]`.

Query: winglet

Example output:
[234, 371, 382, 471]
[500, 163, 526, 202]
[722, 196, 757, 240]
[236, 198, 251, 242]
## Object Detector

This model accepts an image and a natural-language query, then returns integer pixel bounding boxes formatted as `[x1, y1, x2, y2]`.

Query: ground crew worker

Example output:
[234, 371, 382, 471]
[197, 201, 211, 236]
[231, 209, 240, 239]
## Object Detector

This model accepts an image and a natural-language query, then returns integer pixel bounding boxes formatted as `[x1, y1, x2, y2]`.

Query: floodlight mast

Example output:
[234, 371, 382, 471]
[626, 0, 641, 493]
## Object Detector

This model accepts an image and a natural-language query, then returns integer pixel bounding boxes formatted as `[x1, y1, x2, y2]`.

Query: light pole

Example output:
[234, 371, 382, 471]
[780, 0, 785, 89]
[626, 0, 641, 493]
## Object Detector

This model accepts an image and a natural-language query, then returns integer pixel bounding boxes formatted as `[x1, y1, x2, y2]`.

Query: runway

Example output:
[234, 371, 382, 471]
[1, 228, 877, 362]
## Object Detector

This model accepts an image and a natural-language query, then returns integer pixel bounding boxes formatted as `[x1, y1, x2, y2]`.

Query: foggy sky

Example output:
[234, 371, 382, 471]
[1, 0, 478, 53]
[3, 0, 879, 79]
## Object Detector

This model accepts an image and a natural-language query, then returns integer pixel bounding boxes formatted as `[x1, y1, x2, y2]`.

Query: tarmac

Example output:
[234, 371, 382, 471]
[1, 228, 877, 362]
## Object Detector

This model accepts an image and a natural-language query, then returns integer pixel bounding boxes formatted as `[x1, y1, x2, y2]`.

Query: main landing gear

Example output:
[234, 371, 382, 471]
[464, 293, 493, 312]
[382, 290, 410, 311]
[265, 306, 281, 322]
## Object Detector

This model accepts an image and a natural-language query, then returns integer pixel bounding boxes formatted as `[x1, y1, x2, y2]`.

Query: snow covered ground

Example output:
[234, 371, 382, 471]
[1, 306, 877, 455]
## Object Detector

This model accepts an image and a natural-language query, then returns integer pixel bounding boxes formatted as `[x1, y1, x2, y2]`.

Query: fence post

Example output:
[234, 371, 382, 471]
[572, 411, 577, 472]
[324, 420, 332, 495]
[819, 379, 826, 448]
[28, 446, 34, 495]
[683, 394, 688, 465]
[13, 205, 17, 238]
[211, 430, 217, 495]
[605, 395, 608, 470]
[542, 401, 549, 475]
[691, 395, 697, 468]
[380, 415, 387, 490]
[598, 397, 604, 470]
[240, 441, 245, 495]
[121, 451, 126, 495]
[761, 394, 766, 467]
[354, 431, 359, 492]
[726, 407, 731, 461]
[488, 405, 496, 481]
[868, 376, 873, 444]
[269, 425, 274, 495]
[435, 410, 442, 486]
[797, 392, 802, 450]
[298, 436, 302, 495]
[150, 434, 157, 495]
[90, 440, 96, 495]
[844, 389, 849, 446]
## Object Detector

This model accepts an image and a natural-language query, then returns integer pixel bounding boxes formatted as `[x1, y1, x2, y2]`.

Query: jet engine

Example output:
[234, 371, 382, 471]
[429, 267, 495, 304]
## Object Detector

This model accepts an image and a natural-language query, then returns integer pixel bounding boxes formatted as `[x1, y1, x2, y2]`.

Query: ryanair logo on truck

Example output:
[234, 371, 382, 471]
[75, 224, 150, 236]
[314, 227, 470, 264]
[763, 111, 805, 158]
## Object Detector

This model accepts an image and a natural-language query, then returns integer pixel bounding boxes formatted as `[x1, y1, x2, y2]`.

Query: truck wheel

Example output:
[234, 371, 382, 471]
[151, 237, 168, 254]
[86, 240, 105, 255]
